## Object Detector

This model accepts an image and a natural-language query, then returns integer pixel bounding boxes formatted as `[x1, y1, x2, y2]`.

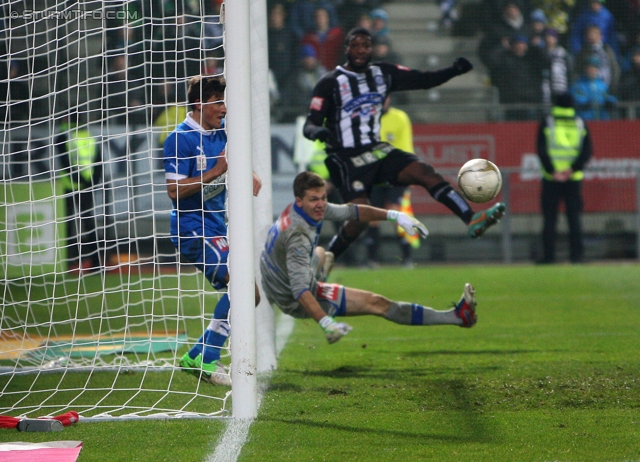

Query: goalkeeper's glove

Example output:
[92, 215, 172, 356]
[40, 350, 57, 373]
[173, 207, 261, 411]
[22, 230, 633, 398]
[387, 210, 429, 239]
[452, 57, 473, 75]
[319, 316, 353, 344]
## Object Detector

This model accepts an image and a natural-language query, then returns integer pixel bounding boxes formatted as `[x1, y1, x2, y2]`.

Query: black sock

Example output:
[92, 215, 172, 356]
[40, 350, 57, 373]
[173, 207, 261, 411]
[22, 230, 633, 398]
[429, 182, 473, 224]
[328, 227, 360, 260]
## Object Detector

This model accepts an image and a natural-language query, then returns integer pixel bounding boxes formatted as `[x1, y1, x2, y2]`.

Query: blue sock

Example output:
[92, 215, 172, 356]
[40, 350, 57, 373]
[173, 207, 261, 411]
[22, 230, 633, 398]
[189, 294, 230, 364]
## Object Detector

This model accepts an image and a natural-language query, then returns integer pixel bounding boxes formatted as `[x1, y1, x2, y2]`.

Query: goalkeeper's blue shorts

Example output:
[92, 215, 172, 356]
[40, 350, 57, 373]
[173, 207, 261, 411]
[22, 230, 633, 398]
[172, 232, 229, 289]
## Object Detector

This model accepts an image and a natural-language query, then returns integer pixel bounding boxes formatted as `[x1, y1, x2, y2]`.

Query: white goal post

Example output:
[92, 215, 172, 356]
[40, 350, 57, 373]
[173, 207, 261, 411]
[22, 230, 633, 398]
[0, 0, 274, 421]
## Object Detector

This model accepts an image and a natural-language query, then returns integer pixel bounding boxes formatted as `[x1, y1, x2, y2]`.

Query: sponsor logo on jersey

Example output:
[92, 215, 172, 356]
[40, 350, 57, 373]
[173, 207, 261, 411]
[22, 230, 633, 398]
[317, 282, 339, 301]
[196, 153, 207, 171]
[352, 180, 365, 191]
[310, 96, 324, 111]
[211, 236, 229, 252]
[202, 172, 226, 201]
[342, 92, 384, 113]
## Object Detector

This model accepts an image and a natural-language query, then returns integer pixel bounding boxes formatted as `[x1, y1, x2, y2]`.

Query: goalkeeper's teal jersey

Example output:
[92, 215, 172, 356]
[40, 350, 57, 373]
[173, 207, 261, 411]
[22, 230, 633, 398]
[260, 202, 356, 312]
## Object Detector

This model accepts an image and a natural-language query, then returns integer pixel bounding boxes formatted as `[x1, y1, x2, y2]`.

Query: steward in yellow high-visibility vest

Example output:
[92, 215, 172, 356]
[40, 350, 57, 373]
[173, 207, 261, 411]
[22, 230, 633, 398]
[58, 122, 101, 192]
[366, 96, 419, 267]
[536, 92, 593, 264]
[56, 117, 103, 272]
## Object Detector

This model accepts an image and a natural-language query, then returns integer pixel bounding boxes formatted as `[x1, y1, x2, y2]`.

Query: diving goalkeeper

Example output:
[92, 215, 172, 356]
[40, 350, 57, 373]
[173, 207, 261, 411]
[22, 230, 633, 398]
[260, 171, 477, 344]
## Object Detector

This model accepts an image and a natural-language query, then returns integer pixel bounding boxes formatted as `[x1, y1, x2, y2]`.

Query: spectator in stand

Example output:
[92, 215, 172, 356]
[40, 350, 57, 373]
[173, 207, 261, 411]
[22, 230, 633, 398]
[372, 35, 402, 65]
[619, 47, 640, 102]
[284, 44, 328, 107]
[574, 24, 620, 95]
[621, 30, 640, 71]
[301, 7, 345, 70]
[478, 0, 531, 80]
[354, 11, 374, 33]
[571, 56, 618, 120]
[489, 34, 546, 120]
[338, 0, 380, 33]
[570, 0, 619, 57]
[370, 8, 390, 39]
[439, 0, 459, 32]
[542, 27, 573, 104]
[532, 0, 575, 37]
[289, 0, 339, 41]
[529, 8, 547, 48]
[268, 3, 295, 95]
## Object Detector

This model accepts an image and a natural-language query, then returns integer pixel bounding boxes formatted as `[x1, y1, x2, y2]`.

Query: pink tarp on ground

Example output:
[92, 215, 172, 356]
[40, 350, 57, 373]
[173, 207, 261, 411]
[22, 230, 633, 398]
[0, 441, 82, 462]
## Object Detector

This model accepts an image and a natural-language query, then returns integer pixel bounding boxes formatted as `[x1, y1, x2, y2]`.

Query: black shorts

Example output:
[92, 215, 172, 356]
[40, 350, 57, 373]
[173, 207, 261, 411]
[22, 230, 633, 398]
[324, 143, 418, 203]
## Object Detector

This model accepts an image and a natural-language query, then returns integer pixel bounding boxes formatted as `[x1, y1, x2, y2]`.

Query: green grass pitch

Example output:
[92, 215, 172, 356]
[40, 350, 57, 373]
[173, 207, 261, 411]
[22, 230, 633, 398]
[1, 263, 639, 461]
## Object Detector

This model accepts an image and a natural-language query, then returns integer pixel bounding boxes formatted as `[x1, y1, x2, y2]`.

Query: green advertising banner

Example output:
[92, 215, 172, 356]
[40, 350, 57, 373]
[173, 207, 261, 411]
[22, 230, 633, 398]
[0, 181, 67, 278]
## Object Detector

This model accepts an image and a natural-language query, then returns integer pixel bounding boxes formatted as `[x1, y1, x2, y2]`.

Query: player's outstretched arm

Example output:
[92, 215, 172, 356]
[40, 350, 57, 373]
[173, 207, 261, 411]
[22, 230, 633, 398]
[356, 205, 429, 238]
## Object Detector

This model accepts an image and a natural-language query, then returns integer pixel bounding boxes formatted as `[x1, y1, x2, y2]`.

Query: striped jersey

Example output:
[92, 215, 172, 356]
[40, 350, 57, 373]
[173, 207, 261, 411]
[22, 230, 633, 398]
[304, 62, 458, 154]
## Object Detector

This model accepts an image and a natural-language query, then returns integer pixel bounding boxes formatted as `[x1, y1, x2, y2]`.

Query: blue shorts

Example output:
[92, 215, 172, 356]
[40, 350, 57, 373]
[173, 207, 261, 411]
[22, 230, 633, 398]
[171, 232, 229, 289]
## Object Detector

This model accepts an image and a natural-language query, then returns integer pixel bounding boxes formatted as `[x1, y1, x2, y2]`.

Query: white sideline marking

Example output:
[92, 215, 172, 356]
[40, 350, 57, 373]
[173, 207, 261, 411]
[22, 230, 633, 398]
[207, 314, 294, 462]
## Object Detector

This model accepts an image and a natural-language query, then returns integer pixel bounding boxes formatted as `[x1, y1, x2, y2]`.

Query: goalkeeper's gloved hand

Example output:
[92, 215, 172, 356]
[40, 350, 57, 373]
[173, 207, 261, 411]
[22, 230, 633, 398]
[319, 316, 353, 344]
[452, 57, 473, 75]
[387, 210, 429, 239]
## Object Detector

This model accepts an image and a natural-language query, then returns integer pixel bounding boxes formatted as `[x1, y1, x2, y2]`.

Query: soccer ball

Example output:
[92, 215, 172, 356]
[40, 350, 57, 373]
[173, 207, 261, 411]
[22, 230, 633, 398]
[457, 159, 502, 203]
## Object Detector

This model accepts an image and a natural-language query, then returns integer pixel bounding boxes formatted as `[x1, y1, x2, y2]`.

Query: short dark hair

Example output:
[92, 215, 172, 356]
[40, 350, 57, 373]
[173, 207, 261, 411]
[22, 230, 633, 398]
[294, 171, 325, 199]
[187, 76, 226, 111]
[345, 27, 373, 47]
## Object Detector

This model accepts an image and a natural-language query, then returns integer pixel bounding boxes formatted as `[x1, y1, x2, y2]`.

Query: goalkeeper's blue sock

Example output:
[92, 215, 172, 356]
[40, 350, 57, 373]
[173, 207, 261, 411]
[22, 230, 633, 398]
[385, 301, 459, 326]
[188, 294, 231, 363]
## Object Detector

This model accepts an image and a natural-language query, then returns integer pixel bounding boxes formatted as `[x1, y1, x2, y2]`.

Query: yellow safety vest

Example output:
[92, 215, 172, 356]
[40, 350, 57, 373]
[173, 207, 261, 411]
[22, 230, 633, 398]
[61, 126, 98, 191]
[380, 107, 414, 153]
[307, 140, 331, 180]
[542, 107, 586, 181]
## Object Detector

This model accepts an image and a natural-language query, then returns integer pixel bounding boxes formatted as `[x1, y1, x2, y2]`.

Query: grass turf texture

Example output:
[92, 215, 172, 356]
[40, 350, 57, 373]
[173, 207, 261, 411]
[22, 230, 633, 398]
[244, 263, 640, 461]
[0, 263, 638, 461]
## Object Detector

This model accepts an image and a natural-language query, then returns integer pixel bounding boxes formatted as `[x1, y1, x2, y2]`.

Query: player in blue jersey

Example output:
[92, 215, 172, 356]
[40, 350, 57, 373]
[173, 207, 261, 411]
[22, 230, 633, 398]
[164, 75, 261, 386]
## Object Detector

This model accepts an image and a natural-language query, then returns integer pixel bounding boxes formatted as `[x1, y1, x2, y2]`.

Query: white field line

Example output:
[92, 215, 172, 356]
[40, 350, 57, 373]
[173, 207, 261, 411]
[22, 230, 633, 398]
[207, 314, 294, 462]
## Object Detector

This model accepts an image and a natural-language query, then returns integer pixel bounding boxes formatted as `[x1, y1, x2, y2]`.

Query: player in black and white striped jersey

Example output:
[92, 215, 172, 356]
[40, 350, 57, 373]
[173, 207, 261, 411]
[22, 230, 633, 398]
[303, 27, 506, 272]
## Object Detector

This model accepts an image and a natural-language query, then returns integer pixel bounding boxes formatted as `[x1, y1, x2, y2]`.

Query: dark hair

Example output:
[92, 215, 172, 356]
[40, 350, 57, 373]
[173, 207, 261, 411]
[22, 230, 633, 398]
[187, 76, 226, 111]
[294, 171, 325, 198]
[345, 27, 373, 47]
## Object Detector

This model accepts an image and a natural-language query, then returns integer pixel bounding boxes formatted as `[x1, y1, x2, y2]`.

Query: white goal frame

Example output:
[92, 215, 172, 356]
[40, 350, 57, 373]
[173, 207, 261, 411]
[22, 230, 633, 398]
[0, 0, 274, 421]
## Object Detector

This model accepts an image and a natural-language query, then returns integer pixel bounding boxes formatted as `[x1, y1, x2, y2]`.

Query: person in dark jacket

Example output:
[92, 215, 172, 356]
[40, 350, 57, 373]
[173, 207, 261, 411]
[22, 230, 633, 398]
[537, 93, 593, 263]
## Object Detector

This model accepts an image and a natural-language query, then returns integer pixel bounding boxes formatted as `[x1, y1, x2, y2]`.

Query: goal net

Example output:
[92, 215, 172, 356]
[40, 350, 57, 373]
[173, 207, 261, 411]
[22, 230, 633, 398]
[0, 0, 258, 420]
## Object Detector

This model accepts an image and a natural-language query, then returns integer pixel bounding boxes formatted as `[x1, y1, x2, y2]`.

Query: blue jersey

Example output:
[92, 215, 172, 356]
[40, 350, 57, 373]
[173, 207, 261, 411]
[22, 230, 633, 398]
[164, 115, 227, 238]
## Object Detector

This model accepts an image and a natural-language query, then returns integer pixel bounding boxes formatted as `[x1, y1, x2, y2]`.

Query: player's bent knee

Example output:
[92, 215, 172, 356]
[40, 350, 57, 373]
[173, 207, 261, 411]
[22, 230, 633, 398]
[367, 293, 391, 316]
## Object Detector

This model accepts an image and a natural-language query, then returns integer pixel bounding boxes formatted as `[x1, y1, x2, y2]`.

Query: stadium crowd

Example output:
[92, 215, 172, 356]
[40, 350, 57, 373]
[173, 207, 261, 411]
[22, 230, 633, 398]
[2, 0, 640, 127]
[477, 0, 640, 120]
